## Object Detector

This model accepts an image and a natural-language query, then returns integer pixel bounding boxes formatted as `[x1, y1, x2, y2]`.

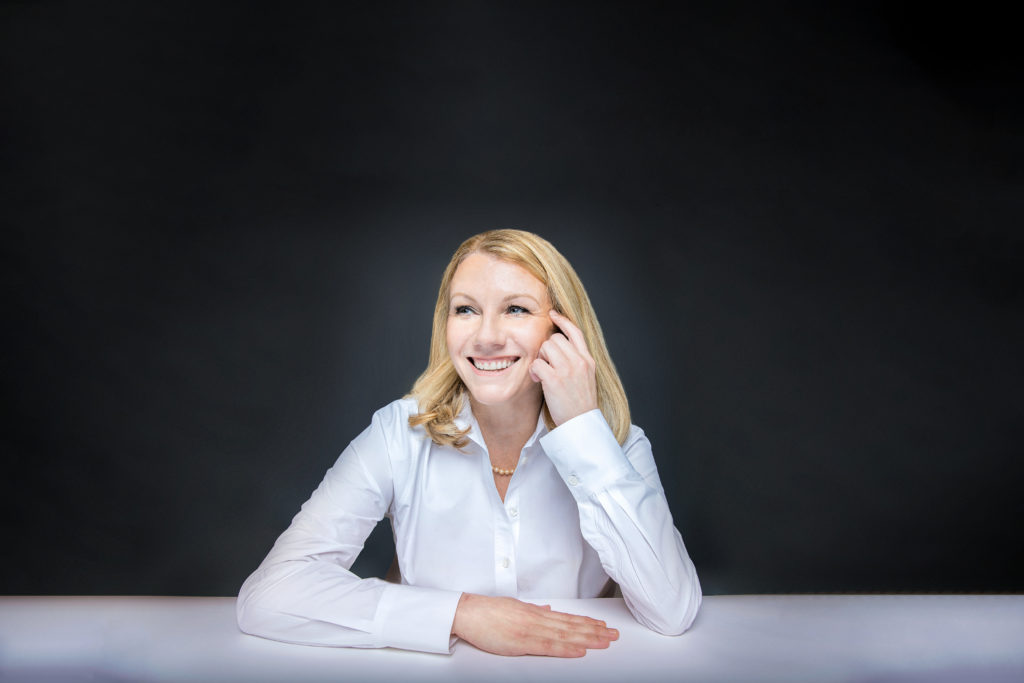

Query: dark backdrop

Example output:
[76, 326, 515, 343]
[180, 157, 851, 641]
[2, 2, 1021, 597]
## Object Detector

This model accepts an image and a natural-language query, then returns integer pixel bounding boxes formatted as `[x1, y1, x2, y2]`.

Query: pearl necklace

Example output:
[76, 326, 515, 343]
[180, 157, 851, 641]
[491, 464, 515, 476]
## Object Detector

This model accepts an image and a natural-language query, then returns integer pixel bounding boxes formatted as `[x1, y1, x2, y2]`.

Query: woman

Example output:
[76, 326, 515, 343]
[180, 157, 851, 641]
[237, 229, 701, 657]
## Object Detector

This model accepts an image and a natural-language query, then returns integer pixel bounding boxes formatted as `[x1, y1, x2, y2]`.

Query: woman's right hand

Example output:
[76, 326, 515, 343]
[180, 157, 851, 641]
[451, 592, 619, 657]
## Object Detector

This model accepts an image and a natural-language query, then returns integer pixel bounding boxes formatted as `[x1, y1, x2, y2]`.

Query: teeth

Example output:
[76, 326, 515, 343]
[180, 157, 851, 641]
[473, 358, 516, 371]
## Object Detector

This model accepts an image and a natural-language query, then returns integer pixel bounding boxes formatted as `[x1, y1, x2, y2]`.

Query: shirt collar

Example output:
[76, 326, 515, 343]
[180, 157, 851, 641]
[453, 398, 549, 453]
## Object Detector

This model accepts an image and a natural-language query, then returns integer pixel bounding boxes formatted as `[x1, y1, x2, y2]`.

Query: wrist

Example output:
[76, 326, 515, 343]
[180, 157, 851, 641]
[451, 592, 473, 637]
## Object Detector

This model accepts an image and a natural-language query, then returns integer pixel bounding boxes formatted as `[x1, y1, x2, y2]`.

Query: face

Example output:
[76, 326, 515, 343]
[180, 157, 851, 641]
[446, 252, 554, 410]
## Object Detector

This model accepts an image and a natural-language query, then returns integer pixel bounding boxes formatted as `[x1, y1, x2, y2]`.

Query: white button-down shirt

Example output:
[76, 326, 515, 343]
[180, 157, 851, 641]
[237, 398, 701, 653]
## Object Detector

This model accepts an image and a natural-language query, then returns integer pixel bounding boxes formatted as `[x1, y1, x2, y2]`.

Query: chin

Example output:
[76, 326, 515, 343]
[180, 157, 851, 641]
[465, 380, 541, 409]
[465, 386, 517, 406]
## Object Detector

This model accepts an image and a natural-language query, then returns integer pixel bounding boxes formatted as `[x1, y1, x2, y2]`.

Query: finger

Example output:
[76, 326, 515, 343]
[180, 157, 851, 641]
[527, 637, 587, 658]
[549, 310, 592, 358]
[537, 606, 605, 624]
[547, 619, 618, 643]
[539, 335, 571, 368]
[535, 611, 618, 638]
[530, 357, 554, 383]
[540, 611, 619, 642]
[533, 623, 616, 649]
[519, 607, 618, 656]
[546, 333, 589, 370]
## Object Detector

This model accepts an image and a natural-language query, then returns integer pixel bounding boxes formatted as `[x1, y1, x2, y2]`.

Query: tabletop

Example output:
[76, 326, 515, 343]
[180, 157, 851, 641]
[1, 594, 1022, 682]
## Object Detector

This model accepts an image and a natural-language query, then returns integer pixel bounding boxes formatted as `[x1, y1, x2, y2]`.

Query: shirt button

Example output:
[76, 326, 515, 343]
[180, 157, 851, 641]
[500, 557, 510, 569]
[567, 474, 580, 487]
[508, 506, 519, 518]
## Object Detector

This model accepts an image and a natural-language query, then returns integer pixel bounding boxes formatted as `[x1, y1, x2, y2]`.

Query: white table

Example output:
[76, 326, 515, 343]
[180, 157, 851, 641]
[1, 595, 1022, 682]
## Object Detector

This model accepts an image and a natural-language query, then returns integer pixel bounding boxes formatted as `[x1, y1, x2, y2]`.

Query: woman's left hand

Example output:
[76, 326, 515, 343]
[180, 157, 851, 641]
[530, 310, 599, 427]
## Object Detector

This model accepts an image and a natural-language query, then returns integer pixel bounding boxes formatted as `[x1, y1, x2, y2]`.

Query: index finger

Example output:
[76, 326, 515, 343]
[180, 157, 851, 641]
[524, 600, 603, 625]
[542, 609, 610, 629]
[549, 310, 591, 357]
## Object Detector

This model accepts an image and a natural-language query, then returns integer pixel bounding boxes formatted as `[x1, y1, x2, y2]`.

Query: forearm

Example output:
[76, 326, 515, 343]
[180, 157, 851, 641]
[237, 556, 462, 652]
[236, 406, 463, 653]
[540, 410, 702, 634]
[581, 483, 701, 633]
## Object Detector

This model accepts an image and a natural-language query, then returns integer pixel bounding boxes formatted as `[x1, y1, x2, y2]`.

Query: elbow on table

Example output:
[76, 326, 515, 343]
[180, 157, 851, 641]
[236, 594, 261, 636]
[635, 582, 702, 636]
[235, 572, 280, 637]
[236, 601, 258, 637]
[236, 587, 257, 636]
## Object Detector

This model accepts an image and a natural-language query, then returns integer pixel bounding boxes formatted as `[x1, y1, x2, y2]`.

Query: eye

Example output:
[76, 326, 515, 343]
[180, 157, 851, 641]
[507, 304, 530, 315]
[453, 304, 476, 315]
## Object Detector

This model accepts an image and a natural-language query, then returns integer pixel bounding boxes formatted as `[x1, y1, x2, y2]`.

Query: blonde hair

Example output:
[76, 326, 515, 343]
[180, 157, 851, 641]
[407, 229, 631, 448]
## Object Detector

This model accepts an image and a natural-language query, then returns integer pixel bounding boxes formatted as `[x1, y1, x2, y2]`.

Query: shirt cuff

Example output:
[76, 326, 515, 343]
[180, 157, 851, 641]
[375, 583, 462, 654]
[539, 409, 635, 502]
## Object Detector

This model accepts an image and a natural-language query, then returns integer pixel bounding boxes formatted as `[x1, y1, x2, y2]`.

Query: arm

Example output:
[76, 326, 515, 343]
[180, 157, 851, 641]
[530, 310, 701, 634]
[236, 406, 462, 653]
[239, 401, 620, 657]
[539, 411, 702, 634]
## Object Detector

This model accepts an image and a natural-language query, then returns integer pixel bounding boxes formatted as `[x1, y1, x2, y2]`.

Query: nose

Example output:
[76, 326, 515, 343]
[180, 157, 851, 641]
[473, 311, 506, 349]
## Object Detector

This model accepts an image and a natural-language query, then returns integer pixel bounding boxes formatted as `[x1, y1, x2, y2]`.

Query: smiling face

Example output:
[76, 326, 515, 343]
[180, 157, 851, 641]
[446, 252, 554, 411]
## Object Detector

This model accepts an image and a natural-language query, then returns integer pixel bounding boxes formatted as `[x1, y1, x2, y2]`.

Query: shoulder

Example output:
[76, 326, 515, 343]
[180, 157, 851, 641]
[359, 397, 429, 448]
[342, 397, 427, 479]
[369, 396, 420, 425]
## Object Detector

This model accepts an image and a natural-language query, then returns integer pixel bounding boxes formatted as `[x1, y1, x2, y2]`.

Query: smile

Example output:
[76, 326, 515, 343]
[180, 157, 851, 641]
[470, 357, 519, 372]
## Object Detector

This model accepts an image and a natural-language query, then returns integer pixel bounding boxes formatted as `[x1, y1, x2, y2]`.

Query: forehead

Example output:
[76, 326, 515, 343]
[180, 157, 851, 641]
[450, 252, 547, 299]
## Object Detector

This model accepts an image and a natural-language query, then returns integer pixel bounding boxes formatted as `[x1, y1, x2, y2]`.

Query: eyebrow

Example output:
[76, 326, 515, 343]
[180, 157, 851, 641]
[450, 292, 544, 307]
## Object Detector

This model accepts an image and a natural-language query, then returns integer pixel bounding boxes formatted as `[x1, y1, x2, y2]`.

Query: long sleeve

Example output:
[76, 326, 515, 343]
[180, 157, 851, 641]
[539, 409, 702, 634]
[236, 408, 463, 653]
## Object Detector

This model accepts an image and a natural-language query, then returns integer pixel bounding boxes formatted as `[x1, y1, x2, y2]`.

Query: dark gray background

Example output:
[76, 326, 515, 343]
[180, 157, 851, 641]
[2, 2, 1021, 597]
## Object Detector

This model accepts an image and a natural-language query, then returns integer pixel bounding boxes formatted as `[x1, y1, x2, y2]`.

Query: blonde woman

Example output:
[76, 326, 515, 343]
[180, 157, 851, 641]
[237, 229, 701, 657]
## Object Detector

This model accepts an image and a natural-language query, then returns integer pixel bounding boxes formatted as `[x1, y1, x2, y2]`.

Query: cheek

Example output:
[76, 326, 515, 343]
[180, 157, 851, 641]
[446, 318, 479, 356]
[521, 322, 553, 356]
[445, 320, 461, 354]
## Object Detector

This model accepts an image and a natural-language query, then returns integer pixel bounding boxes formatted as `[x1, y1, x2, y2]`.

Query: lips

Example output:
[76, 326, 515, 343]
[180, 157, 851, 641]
[470, 357, 519, 371]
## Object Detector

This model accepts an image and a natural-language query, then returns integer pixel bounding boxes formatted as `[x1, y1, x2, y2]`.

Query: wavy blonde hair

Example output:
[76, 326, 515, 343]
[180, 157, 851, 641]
[407, 229, 631, 448]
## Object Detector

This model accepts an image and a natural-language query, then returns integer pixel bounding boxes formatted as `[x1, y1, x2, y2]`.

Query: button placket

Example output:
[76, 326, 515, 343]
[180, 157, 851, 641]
[493, 498, 518, 595]
[504, 488, 521, 546]
[505, 487, 520, 519]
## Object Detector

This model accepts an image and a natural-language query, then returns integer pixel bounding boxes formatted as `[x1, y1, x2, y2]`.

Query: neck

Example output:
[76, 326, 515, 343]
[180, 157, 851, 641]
[469, 391, 543, 456]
